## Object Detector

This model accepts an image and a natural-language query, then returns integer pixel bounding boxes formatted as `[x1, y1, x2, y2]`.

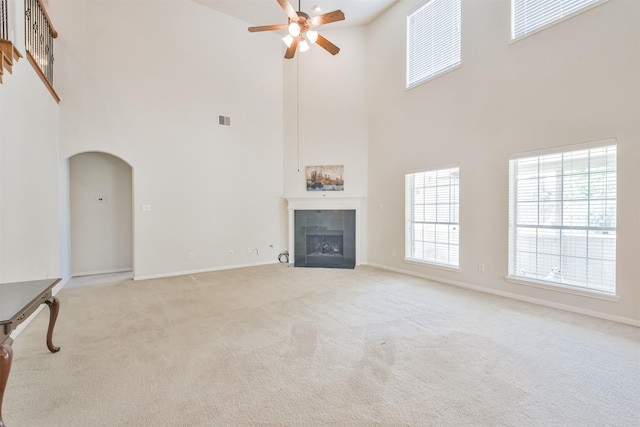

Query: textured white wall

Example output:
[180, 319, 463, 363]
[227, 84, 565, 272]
[0, 0, 60, 282]
[51, 0, 287, 279]
[283, 27, 369, 199]
[69, 152, 133, 276]
[0, 58, 60, 282]
[366, 0, 640, 323]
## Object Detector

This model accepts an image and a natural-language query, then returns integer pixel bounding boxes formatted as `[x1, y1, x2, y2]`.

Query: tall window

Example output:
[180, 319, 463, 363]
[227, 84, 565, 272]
[407, 0, 461, 89]
[512, 0, 606, 40]
[508, 141, 617, 294]
[406, 166, 460, 268]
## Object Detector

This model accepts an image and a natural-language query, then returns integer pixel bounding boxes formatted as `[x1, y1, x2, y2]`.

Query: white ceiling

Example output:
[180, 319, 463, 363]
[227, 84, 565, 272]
[194, 0, 399, 29]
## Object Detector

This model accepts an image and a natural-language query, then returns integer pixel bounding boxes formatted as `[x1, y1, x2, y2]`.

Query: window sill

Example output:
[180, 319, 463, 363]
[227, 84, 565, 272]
[506, 276, 619, 302]
[406, 63, 462, 91]
[405, 258, 460, 273]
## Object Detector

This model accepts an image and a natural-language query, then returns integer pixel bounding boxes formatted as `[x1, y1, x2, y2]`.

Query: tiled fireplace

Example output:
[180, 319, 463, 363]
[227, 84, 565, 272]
[294, 210, 355, 268]
[287, 198, 363, 268]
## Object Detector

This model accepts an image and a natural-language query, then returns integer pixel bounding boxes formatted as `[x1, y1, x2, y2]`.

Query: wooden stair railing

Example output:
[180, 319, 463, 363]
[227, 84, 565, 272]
[24, 0, 59, 102]
[0, 40, 23, 83]
[0, 0, 58, 100]
[0, 0, 22, 85]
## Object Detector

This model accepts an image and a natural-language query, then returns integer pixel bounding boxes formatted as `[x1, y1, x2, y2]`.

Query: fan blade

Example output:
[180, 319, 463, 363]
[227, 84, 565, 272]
[248, 24, 288, 32]
[310, 10, 345, 27]
[284, 36, 299, 59]
[278, 0, 299, 21]
[316, 34, 340, 55]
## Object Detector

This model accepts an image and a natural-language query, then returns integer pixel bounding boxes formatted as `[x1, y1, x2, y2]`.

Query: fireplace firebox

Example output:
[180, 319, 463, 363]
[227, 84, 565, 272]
[294, 210, 355, 269]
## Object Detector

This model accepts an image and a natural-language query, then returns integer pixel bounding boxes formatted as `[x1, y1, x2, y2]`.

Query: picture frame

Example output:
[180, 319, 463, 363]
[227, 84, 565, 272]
[305, 165, 344, 191]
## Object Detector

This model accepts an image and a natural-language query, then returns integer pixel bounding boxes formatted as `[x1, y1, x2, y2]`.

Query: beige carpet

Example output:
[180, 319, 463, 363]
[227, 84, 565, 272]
[4, 264, 640, 426]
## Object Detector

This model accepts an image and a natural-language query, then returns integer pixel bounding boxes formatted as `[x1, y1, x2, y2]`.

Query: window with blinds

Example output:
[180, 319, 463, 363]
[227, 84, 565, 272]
[508, 141, 617, 294]
[406, 166, 460, 268]
[512, 0, 606, 40]
[407, 0, 461, 89]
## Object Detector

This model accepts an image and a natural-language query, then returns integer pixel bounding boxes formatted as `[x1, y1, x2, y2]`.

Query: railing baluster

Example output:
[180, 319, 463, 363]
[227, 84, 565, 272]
[39, 0, 42, 68]
[1, 0, 8, 40]
[46, 24, 51, 82]
[25, 0, 31, 51]
[38, 0, 42, 69]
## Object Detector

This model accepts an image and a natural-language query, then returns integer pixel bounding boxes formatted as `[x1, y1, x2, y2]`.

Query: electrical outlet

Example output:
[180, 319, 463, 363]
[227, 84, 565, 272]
[229, 249, 234, 255]
[392, 249, 397, 257]
[188, 252, 195, 260]
[478, 263, 485, 273]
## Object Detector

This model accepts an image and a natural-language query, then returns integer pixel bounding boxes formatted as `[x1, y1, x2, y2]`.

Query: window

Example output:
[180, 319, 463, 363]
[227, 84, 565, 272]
[508, 141, 617, 294]
[512, 0, 606, 40]
[407, 0, 461, 89]
[406, 166, 460, 268]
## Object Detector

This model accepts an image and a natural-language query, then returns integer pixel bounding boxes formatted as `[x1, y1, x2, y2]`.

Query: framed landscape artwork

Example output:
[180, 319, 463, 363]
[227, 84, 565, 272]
[306, 165, 344, 191]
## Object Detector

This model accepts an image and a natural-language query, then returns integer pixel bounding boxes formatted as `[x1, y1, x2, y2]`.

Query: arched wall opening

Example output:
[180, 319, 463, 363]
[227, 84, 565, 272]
[68, 152, 134, 277]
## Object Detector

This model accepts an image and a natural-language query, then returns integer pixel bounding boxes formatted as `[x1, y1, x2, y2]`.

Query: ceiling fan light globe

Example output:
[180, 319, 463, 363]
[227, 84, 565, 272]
[300, 40, 310, 52]
[282, 34, 294, 47]
[288, 22, 301, 37]
[306, 30, 318, 44]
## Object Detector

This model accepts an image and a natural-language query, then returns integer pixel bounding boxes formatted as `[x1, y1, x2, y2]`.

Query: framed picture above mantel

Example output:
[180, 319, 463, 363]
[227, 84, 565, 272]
[306, 165, 344, 192]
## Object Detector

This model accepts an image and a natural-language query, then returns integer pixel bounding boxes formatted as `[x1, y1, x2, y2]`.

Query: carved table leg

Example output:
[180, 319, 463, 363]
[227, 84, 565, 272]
[0, 338, 14, 427]
[44, 297, 60, 353]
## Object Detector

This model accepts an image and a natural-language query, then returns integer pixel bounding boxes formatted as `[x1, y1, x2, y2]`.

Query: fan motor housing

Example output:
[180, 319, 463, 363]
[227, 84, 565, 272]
[291, 11, 311, 32]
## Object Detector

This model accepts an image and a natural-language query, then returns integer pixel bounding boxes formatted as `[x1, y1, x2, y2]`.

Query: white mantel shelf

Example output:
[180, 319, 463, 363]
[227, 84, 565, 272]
[286, 196, 366, 210]
[286, 197, 366, 267]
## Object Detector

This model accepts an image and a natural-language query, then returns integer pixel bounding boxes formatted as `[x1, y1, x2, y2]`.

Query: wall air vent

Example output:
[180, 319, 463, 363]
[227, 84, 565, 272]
[218, 115, 231, 126]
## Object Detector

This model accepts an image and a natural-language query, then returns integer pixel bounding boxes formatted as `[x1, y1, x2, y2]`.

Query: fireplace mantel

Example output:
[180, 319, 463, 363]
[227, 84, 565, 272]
[286, 197, 365, 266]
[286, 197, 365, 211]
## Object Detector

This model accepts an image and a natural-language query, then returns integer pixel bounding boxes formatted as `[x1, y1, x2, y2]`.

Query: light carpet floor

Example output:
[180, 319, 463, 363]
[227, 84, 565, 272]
[4, 264, 640, 426]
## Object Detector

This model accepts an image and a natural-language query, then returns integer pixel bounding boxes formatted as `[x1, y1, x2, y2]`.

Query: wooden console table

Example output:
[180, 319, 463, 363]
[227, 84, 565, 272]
[0, 278, 61, 427]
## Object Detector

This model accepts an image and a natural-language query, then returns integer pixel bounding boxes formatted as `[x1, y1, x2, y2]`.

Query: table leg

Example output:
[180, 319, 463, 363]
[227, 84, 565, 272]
[0, 338, 14, 427]
[44, 297, 60, 353]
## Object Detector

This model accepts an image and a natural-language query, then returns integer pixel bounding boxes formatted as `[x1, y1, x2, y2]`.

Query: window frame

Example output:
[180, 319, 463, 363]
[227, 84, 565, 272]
[510, 0, 609, 43]
[507, 139, 617, 297]
[405, 164, 461, 270]
[406, 0, 462, 90]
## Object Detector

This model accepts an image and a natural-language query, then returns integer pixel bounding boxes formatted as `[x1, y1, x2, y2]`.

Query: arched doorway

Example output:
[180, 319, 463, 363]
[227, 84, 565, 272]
[69, 152, 133, 276]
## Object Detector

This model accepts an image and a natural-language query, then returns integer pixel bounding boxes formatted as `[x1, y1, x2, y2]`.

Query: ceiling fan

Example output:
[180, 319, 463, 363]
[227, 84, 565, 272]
[248, 0, 345, 59]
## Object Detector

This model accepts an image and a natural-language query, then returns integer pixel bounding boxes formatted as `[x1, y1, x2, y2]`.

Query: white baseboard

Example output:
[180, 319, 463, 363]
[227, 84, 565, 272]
[133, 260, 280, 281]
[72, 268, 133, 277]
[366, 262, 640, 327]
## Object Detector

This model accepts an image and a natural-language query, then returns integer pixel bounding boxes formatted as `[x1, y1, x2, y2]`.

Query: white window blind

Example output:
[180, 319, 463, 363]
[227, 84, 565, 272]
[407, 0, 461, 89]
[406, 166, 460, 268]
[512, 0, 604, 40]
[508, 142, 617, 294]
